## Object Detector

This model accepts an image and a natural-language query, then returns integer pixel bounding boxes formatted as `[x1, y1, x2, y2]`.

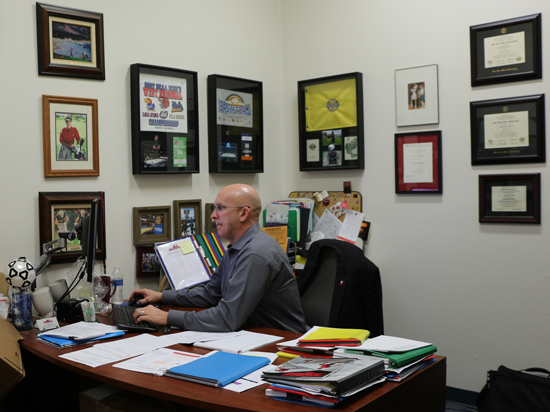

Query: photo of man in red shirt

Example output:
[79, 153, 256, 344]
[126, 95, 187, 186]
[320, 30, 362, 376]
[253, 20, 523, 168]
[57, 114, 81, 160]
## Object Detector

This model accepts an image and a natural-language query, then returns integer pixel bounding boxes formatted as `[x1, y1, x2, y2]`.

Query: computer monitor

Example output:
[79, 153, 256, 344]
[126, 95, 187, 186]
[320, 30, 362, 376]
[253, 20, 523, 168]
[81, 199, 99, 283]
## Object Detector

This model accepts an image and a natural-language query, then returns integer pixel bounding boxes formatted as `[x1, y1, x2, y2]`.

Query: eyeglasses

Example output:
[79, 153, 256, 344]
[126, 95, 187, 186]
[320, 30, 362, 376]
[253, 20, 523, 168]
[213, 205, 248, 212]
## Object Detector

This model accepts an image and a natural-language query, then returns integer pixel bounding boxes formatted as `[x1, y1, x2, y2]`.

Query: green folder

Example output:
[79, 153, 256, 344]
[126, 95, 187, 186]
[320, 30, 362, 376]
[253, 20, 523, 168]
[346, 345, 437, 368]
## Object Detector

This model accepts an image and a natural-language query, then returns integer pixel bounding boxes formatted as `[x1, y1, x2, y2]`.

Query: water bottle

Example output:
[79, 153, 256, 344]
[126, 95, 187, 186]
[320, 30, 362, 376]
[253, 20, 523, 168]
[110, 266, 124, 304]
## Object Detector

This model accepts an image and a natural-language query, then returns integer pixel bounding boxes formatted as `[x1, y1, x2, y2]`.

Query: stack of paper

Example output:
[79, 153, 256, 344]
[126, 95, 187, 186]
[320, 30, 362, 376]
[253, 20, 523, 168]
[38, 322, 121, 342]
[193, 330, 283, 354]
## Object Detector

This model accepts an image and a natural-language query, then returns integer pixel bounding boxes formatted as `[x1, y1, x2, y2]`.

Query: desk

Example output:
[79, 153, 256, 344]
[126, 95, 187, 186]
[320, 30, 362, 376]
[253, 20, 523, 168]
[10, 311, 446, 412]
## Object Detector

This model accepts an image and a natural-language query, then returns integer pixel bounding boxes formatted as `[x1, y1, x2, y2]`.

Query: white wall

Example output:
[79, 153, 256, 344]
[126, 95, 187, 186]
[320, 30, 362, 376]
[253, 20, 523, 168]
[1, 0, 549, 394]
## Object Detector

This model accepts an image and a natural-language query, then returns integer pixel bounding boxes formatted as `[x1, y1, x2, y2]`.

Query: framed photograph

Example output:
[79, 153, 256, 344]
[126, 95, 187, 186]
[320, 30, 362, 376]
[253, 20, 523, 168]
[204, 203, 217, 234]
[358, 221, 371, 242]
[298, 72, 364, 171]
[395, 65, 439, 127]
[132, 206, 171, 246]
[470, 14, 542, 86]
[38, 192, 106, 264]
[479, 173, 540, 223]
[395, 131, 442, 194]
[207, 75, 263, 173]
[36, 3, 105, 80]
[173, 199, 202, 238]
[42, 95, 99, 178]
[130, 64, 199, 174]
[470, 94, 545, 165]
[136, 246, 161, 278]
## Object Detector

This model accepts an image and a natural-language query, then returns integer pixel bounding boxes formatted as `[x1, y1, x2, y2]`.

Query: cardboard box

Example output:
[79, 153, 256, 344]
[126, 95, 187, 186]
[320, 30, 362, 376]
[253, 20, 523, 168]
[80, 384, 177, 412]
[0, 317, 25, 399]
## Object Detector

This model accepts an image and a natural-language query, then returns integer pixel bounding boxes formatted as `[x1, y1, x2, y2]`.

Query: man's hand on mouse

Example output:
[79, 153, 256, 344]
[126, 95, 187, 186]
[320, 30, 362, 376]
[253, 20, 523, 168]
[129, 288, 162, 305]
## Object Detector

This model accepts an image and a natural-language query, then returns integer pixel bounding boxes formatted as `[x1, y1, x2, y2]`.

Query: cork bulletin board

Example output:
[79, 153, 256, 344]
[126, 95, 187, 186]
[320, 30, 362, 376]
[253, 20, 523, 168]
[288, 191, 362, 221]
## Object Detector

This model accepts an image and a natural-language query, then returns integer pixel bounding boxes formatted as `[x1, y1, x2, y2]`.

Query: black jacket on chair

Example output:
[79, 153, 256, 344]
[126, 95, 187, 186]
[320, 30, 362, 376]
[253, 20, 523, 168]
[296, 239, 384, 337]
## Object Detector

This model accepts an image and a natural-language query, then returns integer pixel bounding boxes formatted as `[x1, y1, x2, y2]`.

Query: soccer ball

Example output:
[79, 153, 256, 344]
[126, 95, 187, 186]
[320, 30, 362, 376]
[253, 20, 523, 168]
[6, 257, 36, 289]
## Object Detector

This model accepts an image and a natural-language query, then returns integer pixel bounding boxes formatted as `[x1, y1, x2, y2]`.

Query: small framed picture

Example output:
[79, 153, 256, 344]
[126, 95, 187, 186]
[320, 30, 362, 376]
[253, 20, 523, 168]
[479, 173, 540, 223]
[395, 64, 439, 127]
[470, 14, 542, 86]
[173, 200, 202, 238]
[204, 203, 217, 234]
[358, 221, 371, 242]
[395, 131, 442, 194]
[136, 246, 161, 278]
[42, 95, 100, 177]
[133, 206, 171, 246]
[36, 3, 105, 80]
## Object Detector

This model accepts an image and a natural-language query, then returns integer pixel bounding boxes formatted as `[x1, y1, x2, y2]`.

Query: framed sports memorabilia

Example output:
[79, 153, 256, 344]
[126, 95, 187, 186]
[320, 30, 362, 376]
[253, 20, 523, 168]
[132, 206, 171, 246]
[207, 75, 263, 173]
[42, 95, 99, 178]
[470, 94, 545, 165]
[470, 14, 542, 86]
[36, 3, 105, 80]
[38, 192, 106, 264]
[298, 72, 364, 171]
[136, 246, 161, 278]
[395, 65, 439, 127]
[173, 199, 202, 238]
[395, 131, 442, 194]
[130, 64, 199, 174]
[479, 173, 540, 223]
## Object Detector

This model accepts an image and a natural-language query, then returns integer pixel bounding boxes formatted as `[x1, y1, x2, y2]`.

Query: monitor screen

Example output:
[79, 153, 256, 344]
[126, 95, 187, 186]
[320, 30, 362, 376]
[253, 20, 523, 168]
[81, 199, 99, 283]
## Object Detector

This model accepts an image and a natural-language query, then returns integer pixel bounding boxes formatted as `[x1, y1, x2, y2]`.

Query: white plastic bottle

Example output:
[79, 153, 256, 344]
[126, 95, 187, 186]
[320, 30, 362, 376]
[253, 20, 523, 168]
[110, 266, 124, 304]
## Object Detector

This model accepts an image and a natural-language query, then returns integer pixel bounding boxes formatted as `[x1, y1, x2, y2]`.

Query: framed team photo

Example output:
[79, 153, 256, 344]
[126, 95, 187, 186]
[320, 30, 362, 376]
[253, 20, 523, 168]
[42, 95, 99, 178]
[173, 199, 202, 237]
[136, 246, 161, 278]
[133, 206, 171, 246]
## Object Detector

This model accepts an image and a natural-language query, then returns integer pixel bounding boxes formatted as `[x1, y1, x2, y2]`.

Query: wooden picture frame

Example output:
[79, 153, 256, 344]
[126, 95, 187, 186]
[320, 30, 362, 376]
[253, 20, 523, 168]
[173, 199, 202, 238]
[38, 192, 106, 264]
[479, 173, 540, 223]
[395, 64, 439, 127]
[36, 3, 105, 80]
[42, 95, 100, 177]
[136, 246, 161, 278]
[133, 206, 171, 246]
[204, 203, 217, 234]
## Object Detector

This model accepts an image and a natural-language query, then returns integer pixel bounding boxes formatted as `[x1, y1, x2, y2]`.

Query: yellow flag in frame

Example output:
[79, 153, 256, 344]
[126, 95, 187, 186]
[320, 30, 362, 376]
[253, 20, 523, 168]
[305, 78, 357, 132]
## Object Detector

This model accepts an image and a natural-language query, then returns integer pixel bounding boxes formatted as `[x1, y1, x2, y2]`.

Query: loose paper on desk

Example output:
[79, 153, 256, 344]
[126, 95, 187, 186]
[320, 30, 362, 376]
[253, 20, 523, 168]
[224, 363, 277, 393]
[312, 209, 342, 238]
[39, 321, 118, 340]
[348, 335, 432, 352]
[337, 209, 364, 244]
[194, 330, 283, 353]
[161, 330, 242, 345]
[113, 348, 202, 376]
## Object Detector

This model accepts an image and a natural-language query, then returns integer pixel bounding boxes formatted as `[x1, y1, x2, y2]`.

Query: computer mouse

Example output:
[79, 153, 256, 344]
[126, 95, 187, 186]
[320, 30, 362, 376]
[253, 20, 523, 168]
[128, 294, 144, 306]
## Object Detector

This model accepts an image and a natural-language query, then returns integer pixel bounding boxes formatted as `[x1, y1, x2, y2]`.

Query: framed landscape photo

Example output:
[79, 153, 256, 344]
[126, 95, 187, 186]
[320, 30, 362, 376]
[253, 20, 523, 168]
[395, 131, 442, 194]
[133, 206, 171, 246]
[204, 203, 217, 234]
[38, 192, 106, 264]
[470, 94, 545, 165]
[173, 199, 201, 238]
[42, 95, 99, 177]
[298, 72, 364, 171]
[479, 173, 540, 223]
[395, 64, 439, 127]
[470, 14, 542, 86]
[131, 64, 199, 174]
[136, 246, 161, 278]
[207, 75, 264, 173]
[36, 3, 105, 80]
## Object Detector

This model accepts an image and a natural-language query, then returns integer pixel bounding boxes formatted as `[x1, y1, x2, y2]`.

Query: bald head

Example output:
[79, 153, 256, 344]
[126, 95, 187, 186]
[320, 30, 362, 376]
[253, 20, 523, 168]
[218, 184, 262, 223]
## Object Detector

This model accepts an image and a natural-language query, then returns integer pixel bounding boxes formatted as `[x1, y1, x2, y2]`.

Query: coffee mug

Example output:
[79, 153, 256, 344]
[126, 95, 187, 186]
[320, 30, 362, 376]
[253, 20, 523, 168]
[100, 276, 117, 304]
[49, 279, 68, 303]
[32, 286, 54, 318]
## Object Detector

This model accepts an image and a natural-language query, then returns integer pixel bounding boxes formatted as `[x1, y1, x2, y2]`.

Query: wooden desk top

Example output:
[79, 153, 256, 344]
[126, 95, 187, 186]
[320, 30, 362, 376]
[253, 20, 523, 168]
[18, 309, 446, 412]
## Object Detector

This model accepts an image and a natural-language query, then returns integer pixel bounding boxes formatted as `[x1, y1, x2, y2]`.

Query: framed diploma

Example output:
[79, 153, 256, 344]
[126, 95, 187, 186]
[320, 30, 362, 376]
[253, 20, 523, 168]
[395, 131, 442, 194]
[130, 64, 199, 174]
[298, 72, 364, 171]
[207, 75, 263, 173]
[470, 14, 542, 86]
[395, 65, 439, 127]
[479, 173, 540, 223]
[470, 94, 545, 165]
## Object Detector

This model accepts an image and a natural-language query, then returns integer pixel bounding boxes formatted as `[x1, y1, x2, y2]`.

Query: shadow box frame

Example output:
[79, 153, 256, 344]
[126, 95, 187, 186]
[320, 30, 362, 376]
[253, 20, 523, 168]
[130, 63, 199, 175]
[132, 206, 171, 246]
[298, 72, 364, 171]
[38, 191, 106, 264]
[42, 95, 100, 178]
[207, 74, 264, 173]
[479, 173, 540, 224]
[136, 246, 161, 278]
[470, 94, 545, 165]
[36, 3, 106, 80]
[395, 64, 439, 127]
[470, 13, 542, 87]
[173, 199, 202, 238]
[395, 131, 442, 194]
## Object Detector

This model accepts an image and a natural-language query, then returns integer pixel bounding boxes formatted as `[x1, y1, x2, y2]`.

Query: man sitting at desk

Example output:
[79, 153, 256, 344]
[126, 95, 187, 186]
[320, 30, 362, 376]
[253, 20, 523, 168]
[130, 184, 307, 333]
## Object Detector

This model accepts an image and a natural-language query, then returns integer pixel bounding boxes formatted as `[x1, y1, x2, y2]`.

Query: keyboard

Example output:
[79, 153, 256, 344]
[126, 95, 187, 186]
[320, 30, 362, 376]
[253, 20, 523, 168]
[112, 303, 171, 334]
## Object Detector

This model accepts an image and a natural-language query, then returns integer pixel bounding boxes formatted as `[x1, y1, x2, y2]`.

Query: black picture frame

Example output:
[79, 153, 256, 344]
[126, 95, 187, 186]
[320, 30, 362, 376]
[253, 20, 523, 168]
[470, 94, 545, 165]
[130, 64, 199, 174]
[470, 14, 542, 87]
[207, 75, 264, 173]
[298, 72, 364, 171]
[479, 173, 540, 223]
[36, 3, 105, 80]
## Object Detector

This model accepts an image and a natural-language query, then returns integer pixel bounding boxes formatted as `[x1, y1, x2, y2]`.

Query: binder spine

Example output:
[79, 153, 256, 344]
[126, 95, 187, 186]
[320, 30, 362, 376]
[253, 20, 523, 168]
[164, 371, 221, 387]
[337, 362, 385, 395]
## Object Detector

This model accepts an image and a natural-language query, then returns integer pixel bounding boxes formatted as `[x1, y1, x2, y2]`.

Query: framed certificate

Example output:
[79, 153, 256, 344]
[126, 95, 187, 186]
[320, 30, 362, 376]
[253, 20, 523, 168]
[470, 14, 542, 86]
[470, 94, 545, 165]
[130, 64, 199, 174]
[395, 131, 442, 194]
[479, 173, 540, 223]
[395, 65, 439, 127]
[298, 72, 364, 171]
[207, 75, 263, 173]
